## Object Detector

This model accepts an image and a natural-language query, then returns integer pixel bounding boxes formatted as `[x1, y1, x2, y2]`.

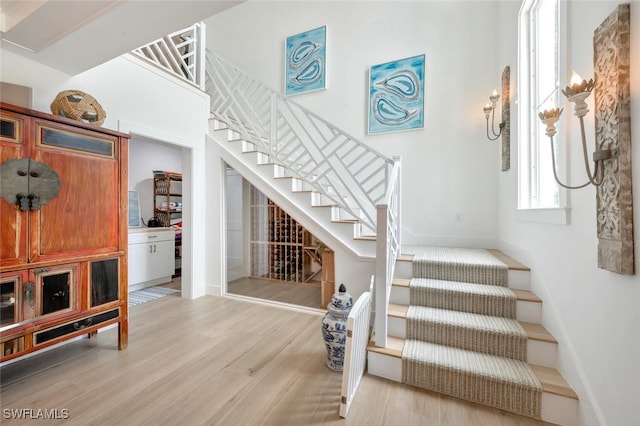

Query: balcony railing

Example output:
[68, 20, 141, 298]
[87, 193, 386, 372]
[131, 23, 205, 90]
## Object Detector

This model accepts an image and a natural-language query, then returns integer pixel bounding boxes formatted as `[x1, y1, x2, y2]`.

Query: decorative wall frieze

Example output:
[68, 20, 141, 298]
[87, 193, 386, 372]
[593, 3, 634, 275]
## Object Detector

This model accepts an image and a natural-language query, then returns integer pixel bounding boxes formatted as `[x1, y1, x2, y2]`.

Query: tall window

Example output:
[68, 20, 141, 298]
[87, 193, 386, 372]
[518, 0, 563, 209]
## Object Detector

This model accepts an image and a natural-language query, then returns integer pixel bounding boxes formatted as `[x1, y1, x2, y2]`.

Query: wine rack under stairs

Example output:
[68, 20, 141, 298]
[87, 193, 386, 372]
[250, 186, 322, 284]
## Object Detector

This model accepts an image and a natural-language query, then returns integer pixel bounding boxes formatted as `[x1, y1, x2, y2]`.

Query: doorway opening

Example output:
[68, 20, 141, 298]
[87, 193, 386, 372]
[129, 134, 186, 296]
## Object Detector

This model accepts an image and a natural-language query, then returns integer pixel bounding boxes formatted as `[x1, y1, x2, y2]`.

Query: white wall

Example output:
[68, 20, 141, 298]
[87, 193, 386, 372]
[1, 49, 210, 300]
[205, 1, 502, 249]
[497, 2, 640, 425]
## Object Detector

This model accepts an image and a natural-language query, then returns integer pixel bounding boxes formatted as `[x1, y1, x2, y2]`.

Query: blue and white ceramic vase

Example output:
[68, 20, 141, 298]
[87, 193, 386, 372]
[321, 283, 353, 372]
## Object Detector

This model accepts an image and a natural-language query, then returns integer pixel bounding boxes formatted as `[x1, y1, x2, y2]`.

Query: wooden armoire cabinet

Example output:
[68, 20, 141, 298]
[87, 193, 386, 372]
[0, 102, 129, 362]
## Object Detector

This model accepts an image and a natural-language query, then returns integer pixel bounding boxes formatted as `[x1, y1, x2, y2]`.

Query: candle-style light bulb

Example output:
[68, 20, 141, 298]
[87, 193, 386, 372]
[489, 90, 500, 108]
[570, 71, 583, 89]
[562, 71, 594, 117]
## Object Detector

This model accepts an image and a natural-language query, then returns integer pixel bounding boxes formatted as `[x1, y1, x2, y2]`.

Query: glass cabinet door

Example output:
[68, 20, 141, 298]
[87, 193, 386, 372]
[33, 264, 78, 318]
[91, 258, 119, 307]
[0, 273, 23, 329]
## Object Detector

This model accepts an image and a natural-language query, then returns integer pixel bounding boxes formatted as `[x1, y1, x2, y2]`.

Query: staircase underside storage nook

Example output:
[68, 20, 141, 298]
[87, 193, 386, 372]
[368, 246, 579, 426]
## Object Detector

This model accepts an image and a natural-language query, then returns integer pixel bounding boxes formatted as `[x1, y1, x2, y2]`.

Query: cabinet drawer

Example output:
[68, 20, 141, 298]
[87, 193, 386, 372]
[1, 335, 25, 357]
[129, 229, 175, 244]
[34, 308, 120, 345]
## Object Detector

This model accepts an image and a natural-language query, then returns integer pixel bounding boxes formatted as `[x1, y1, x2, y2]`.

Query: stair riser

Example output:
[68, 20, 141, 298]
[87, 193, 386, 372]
[367, 351, 575, 425]
[394, 260, 412, 279]
[508, 269, 530, 289]
[389, 286, 542, 323]
[367, 351, 402, 382]
[210, 119, 227, 131]
[527, 339, 557, 369]
[542, 392, 579, 426]
[517, 300, 542, 323]
[331, 205, 361, 222]
[387, 316, 556, 367]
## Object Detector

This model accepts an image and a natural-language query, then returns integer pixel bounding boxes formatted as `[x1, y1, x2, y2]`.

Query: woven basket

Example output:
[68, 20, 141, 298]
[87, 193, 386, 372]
[50, 90, 106, 126]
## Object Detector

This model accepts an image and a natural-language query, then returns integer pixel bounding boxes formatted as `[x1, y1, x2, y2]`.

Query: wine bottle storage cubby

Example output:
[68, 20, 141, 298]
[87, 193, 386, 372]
[250, 187, 321, 284]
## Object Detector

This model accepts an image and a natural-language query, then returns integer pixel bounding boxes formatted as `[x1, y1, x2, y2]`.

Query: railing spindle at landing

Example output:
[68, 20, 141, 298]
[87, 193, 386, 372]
[374, 157, 401, 348]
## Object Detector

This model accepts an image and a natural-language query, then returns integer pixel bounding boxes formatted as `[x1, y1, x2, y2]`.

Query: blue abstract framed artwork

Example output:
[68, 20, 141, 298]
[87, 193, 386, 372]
[285, 26, 327, 96]
[368, 54, 425, 134]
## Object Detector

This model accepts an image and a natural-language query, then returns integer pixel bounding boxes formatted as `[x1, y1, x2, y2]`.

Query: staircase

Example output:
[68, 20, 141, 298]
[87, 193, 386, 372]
[209, 119, 380, 259]
[367, 247, 579, 425]
[205, 51, 400, 262]
[136, 26, 579, 426]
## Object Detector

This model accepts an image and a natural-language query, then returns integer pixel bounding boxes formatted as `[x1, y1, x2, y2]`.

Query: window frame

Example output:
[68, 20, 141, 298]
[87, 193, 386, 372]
[517, 0, 569, 224]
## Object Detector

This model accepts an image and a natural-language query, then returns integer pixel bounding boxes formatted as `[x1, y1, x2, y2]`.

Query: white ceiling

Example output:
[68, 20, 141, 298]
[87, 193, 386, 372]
[0, 0, 243, 75]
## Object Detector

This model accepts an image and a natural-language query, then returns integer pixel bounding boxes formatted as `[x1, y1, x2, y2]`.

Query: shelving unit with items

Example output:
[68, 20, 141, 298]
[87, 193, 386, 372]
[153, 171, 182, 276]
[153, 171, 182, 227]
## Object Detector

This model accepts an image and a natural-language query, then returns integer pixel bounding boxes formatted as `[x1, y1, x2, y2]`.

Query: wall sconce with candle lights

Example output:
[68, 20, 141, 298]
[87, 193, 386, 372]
[483, 89, 505, 141]
[538, 2, 633, 275]
[482, 66, 511, 171]
[537, 71, 617, 189]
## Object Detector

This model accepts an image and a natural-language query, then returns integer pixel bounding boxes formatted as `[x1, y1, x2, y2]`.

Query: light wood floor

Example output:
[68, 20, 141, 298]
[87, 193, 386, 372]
[0, 295, 553, 425]
[228, 277, 322, 309]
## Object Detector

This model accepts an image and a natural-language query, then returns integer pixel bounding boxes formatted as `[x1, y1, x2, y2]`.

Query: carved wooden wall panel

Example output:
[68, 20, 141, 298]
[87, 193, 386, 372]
[593, 3, 634, 275]
[501, 66, 510, 172]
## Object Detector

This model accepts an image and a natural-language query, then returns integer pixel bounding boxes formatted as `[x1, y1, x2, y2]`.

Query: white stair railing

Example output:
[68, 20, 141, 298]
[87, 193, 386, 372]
[206, 51, 401, 351]
[131, 23, 206, 90]
[205, 52, 394, 233]
[374, 157, 401, 347]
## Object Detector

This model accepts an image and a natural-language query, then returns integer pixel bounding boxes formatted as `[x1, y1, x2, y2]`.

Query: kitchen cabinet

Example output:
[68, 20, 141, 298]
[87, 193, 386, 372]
[128, 228, 175, 291]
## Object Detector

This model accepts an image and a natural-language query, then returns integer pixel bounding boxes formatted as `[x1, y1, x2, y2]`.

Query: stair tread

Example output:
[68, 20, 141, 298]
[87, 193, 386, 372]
[392, 277, 411, 287]
[354, 236, 376, 241]
[511, 289, 542, 302]
[368, 335, 404, 358]
[369, 337, 577, 399]
[398, 248, 530, 271]
[520, 322, 557, 343]
[399, 277, 517, 296]
[388, 303, 408, 317]
[486, 249, 530, 271]
[387, 303, 554, 343]
[530, 364, 578, 399]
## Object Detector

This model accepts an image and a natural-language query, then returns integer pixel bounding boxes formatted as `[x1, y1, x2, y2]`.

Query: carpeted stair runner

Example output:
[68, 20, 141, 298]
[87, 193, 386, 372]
[410, 278, 517, 318]
[406, 305, 527, 360]
[403, 246, 508, 286]
[402, 340, 542, 418]
[400, 246, 542, 419]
